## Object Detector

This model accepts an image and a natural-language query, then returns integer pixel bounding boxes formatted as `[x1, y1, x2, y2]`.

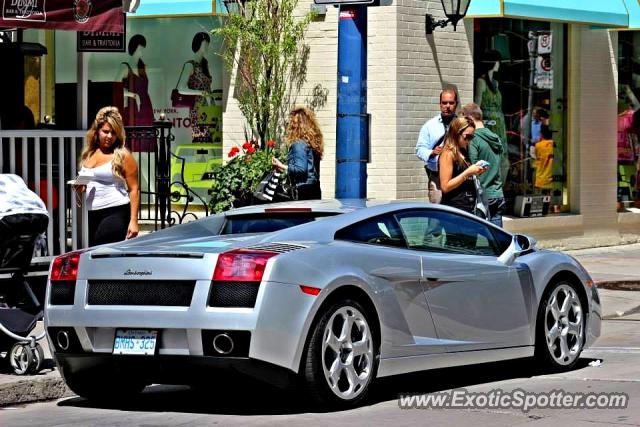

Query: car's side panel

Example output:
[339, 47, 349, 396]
[420, 253, 533, 351]
[265, 242, 455, 373]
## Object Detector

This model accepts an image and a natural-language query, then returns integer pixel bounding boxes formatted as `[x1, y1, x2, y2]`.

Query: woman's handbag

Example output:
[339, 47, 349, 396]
[253, 171, 297, 202]
[171, 62, 197, 109]
[473, 175, 490, 220]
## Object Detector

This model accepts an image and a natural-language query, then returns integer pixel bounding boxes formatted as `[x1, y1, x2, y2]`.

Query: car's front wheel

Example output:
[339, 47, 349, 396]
[62, 368, 147, 402]
[302, 299, 378, 408]
[535, 281, 585, 371]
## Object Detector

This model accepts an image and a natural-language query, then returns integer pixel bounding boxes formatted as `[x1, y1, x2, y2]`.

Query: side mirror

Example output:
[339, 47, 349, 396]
[498, 234, 536, 266]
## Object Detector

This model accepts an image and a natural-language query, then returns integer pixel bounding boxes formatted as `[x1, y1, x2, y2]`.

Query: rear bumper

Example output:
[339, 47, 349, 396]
[54, 353, 297, 389]
[45, 278, 319, 374]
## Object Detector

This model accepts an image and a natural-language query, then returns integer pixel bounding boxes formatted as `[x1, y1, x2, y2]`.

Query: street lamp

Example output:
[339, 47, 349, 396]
[425, 0, 472, 35]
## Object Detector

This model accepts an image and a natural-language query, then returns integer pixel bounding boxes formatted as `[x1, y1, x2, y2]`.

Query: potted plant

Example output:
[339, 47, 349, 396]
[208, 139, 284, 213]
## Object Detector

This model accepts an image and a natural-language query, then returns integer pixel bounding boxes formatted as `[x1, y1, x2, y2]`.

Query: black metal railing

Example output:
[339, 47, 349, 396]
[125, 121, 209, 231]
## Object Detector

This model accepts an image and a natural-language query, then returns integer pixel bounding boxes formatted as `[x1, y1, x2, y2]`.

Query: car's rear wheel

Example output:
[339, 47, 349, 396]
[62, 369, 147, 402]
[534, 281, 585, 371]
[302, 299, 378, 408]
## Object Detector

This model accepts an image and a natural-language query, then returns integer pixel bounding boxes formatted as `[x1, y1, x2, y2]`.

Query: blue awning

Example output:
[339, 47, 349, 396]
[624, 0, 640, 29]
[466, 0, 629, 28]
[133, 0, 216, 16]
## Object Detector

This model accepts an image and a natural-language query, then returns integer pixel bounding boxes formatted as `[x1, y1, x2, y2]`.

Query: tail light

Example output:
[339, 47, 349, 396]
[51, 252, 82, 281]
[213, 249, 278, 282]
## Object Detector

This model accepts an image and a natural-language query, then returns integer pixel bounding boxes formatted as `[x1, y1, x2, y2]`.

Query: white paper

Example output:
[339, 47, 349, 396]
[67, 170, 94, 186]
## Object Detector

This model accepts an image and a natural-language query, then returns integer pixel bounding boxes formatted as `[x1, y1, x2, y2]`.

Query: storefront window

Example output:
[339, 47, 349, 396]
[474, 19, 568, 217]
[54, 16, 225, 203]
[617, 32, 640, 210]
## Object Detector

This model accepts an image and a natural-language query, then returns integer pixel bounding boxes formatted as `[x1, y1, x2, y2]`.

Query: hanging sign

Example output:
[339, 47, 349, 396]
[1, 0, 124, 33]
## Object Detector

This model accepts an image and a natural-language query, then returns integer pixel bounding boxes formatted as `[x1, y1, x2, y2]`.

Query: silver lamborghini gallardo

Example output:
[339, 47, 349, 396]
[45, 200, 601, 407]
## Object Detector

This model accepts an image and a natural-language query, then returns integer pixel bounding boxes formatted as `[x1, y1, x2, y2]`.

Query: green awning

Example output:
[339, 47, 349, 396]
[466, 0, 629, 28]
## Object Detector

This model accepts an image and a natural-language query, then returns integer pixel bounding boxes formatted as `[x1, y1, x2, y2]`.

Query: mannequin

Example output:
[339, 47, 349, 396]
[115, 34, 155, 201]
[115, 34, 154, 142]
[177, 32, 215, 143]
[475, 50, 509, 185]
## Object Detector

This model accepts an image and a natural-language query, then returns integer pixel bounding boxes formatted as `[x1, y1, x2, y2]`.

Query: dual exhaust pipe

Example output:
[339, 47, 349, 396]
[56, 329, 236, 355]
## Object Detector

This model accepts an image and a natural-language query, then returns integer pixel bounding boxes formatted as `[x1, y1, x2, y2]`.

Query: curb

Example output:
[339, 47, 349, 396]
[595, 281, 640, 291]
[0, 373, 72, 407]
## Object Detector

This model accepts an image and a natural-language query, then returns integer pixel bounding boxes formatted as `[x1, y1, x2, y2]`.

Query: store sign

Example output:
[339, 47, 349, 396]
[0, 0, 124, 32]
[77, 31, 125, 52]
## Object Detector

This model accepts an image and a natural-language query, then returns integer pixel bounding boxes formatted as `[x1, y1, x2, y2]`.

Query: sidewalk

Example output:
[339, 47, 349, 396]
[2, 243, 640, 407]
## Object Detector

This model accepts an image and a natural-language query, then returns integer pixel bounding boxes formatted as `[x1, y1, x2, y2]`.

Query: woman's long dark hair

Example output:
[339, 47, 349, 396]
[478, 49, 502, 93]
[192, 32, 212, 79]
[128, 34, 147, 76]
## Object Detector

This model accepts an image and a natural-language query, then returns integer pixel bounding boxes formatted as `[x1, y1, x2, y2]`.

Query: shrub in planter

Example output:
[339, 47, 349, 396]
[209, 139, 283, 213]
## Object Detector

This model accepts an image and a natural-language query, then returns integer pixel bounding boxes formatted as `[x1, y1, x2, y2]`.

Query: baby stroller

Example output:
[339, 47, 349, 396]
[0, 214, 48, 375]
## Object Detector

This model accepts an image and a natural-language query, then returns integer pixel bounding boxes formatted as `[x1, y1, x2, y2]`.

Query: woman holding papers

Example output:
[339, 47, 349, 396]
[74, 107, 139, 246]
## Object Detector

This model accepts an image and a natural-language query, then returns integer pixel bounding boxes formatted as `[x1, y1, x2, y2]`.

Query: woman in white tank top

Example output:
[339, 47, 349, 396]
[74, 107, 140, 246]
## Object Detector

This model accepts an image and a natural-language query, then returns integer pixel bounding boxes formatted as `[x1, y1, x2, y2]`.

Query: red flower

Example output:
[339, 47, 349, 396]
[267, 139, 276, 148]
[228, 146, 240, 157]
[247, 146, 256, 154]
[242, 142, 251, 150]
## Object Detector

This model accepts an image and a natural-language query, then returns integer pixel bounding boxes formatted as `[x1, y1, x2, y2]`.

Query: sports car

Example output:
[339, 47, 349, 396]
[45, 200, 601, 407]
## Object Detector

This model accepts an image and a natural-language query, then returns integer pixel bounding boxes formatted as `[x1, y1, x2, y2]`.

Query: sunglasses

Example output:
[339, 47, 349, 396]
[461, 133, 475, 141]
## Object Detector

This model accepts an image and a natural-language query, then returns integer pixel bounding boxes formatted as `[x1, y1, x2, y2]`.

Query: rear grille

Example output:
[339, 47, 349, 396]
[88, 280, 196, 306]
[244, 242, 307, 253]
[50, 281, 75, 305]
[208, 281, 260, 308]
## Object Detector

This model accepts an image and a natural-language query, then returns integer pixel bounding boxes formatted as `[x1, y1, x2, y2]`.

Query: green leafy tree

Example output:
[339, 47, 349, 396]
[214, 0, 326, 144]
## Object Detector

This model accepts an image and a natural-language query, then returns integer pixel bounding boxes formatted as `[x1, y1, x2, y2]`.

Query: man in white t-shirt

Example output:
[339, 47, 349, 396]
[0, 174, 49, 269]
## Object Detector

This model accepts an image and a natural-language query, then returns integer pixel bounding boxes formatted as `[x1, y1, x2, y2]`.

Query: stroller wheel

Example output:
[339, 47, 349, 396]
[28, 343, 45, 374]
[9, 343, 34, 375]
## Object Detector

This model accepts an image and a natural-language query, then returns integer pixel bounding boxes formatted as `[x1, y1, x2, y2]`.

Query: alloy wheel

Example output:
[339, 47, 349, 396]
[321, 305, 374, 400]
[543, 284, 584, 366]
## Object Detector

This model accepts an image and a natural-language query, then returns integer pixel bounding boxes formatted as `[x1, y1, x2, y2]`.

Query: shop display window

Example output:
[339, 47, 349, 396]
[474, 19, 568, 217]
[617, 32, 640, 210]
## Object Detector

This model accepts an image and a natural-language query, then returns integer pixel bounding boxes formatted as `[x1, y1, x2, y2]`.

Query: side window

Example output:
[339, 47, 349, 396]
[335, 214, 406, 248]
[395, 210, 501, 256]
[491, 227, 513, 254]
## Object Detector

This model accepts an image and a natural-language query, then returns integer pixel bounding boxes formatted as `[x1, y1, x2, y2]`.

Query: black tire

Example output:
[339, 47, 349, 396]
[302, 299, 378, 408]
[534, 280, 585, 371]
[62, 369, 147, 402]
[27, 343, 45, 374]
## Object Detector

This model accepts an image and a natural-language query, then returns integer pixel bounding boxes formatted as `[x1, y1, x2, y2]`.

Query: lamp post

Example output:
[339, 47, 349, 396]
[425, 0, 471, 35]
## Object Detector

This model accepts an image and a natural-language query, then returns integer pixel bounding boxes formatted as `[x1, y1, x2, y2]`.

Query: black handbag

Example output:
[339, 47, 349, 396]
[171, 61, 197, 109]
[253, 171, 297, 202]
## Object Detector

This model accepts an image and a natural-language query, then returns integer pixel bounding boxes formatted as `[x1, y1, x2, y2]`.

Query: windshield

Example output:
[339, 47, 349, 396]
[221, 212, 337, 235]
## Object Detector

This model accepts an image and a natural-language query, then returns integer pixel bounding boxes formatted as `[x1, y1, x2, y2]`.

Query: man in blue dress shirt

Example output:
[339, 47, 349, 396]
[416, 88, 458, 203]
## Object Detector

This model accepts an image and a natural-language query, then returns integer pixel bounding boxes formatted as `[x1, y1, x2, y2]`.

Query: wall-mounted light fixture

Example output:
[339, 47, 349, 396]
[425, 0, 471, 35]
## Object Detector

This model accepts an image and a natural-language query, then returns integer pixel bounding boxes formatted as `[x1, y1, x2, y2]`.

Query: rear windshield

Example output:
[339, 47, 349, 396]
[221, 212, 337, 235]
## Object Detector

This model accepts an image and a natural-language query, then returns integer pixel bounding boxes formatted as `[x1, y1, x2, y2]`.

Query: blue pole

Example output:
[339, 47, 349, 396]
[336, 5, 367, 199]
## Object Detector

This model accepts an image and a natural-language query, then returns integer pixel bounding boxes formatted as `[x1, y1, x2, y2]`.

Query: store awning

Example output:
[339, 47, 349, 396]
[0, 0, 124, 32]
[466, 0, 629, 28]
[623, 0, 640, 29]
[134, 0, 215, 16]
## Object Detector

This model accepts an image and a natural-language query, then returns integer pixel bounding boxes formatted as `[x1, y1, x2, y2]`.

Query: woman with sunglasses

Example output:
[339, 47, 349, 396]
[438, 116, 486, 213]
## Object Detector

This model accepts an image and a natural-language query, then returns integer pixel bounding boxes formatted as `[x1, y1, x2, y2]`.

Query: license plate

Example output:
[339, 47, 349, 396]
[113, 329, 157, 355]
